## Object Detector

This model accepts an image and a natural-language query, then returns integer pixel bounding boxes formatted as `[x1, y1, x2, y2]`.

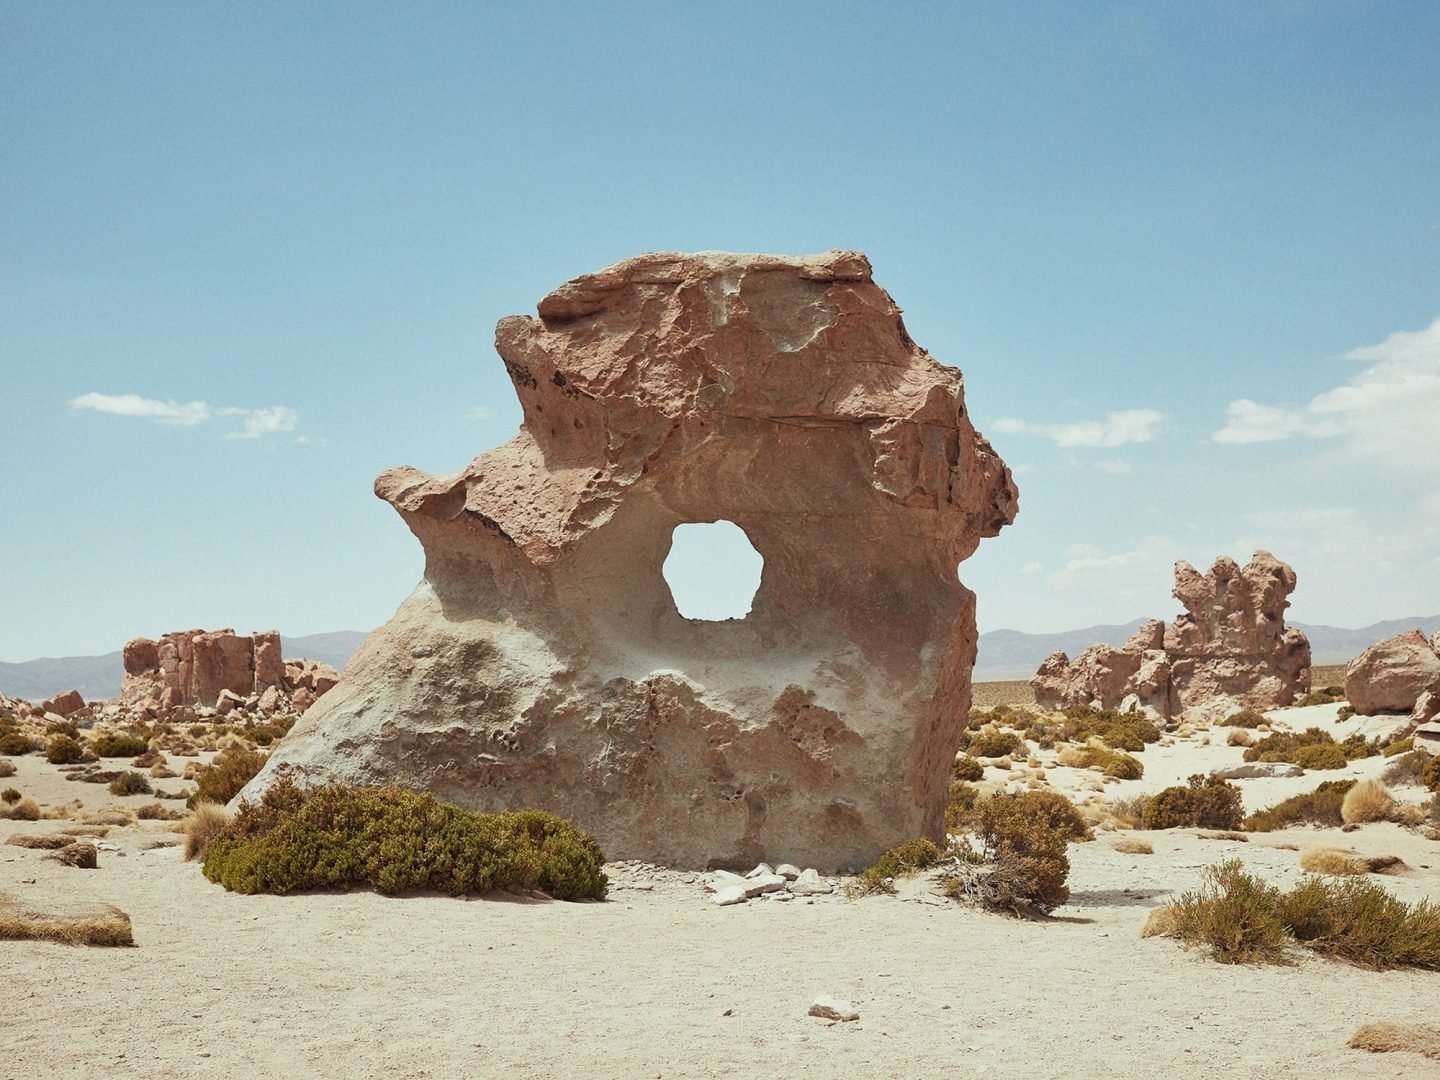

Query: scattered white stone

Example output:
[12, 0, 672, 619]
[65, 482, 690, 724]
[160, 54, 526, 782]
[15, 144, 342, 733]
[705, 870, 747, 892]
[773, 892, 794, 902]
[808, 996, 859, 1022]
[745, 862, 775, 879]
[775, 863, 801, 880]
[712, 885, 749, 906]
[789, 868, 833, 896]
[744, 873, 787, 897]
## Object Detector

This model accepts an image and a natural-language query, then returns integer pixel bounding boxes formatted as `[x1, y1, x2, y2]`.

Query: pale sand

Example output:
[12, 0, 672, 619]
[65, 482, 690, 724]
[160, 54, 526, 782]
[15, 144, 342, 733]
[3, 701, 1440, 1079]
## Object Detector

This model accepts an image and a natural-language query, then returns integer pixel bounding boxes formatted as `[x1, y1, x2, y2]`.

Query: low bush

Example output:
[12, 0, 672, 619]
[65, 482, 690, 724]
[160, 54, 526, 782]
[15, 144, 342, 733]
[1349, 1022, 1440, 1061]
[136, 802, 181, 820]
[944, 781, 980, 833]
[108, 771, 153, 797]
[203, 779, 609, 900]
[965, 730, 1025, 758]
[1383, 738, 1414, 758]
[1059, 706, 1161, 752]
[1058, 742, 1144, 780]
[947, 790, 1088, 914]
[952, 755, 985, 782]
[1141, 775, 1244, 830]
[183, 802, 231, 861]
[187, 749, 268, 809]
[1300, 846, 1407, 876]
[1292, 743, 1348, 770]
[45, 735, 85, 765]
[1244, 779, 1356, 831]
[1149, 859, 1440, 969]
[1341, 780, 1397, 825]
[91, 732, 149, 758]
[1226, 708, 1269, 728]
[1296, 686, 1346, 707]
[0, 733, 36, 756]
[1244, 727, 1375, 769]
[1, 797, 40, 821]
[1113, 838, 1154, 855]
[0, 758, 14, 778]
[1420, 756, 1440, 793]
[2, 788, 18, 804]
[853, 837, 945, 895]
[1383, 751, 1426, 787]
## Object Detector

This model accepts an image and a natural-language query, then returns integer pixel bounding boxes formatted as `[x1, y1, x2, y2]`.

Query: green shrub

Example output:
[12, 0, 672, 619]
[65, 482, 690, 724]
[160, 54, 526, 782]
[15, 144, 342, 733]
[1243, 727, 1366, 769]
[0, 733, 36, 756]
[854, 837, 945, 895]
[46, 735, 85, 765]
[1059, 706, 1161, 752]
[969, 790, 1087, 913]
[952, 755, 985, 782]
[1244, 780, 1356, 831]
[1070, 744, 1144, 779]
[202, 779, 608, 901]
[1337, 705, 1356, 721]
[1419, 756, 1440, 793]
[1142, 775, 1244, 830]
[187, 749, 268, 809]
[1383, 738, 1414, 758]
[1292, 743, 1348, 770]
[108, 771, 153, 797]
[1226, 708, 1269, 728]
[1296, 686, 1345, 707]
[965, 730, 1024, 758]
[945, 781, 980, 833]
[91, 732, 149, 758]
[1156, 860, 1440, 970]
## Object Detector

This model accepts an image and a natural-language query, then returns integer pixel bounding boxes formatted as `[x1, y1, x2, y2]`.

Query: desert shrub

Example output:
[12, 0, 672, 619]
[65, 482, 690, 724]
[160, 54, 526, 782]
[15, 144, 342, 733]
[108, 771, 153, 797]
[1349, 1022, 1440, 1061]
[131, 751, 161, 769]
[1113, 838, 1154, 855]
[183, 802, 231, 861]
[203, 779, 608, 900]
[91, 732, 149, 758]
[1, 797, 40, 821]
[1226, 708, 1269, 728]
[45, 735, 85, 765]
[1142, 775, 1244, 830]
[1383, 738, 1414, 757]
[1292, 743, 1348, 770]
[967, 790, 1088, 913]
[1154, 859, 1293, 964]
[966, 730, 1024, 758]
[136, 801, 181, 820]
[1226, 729, 1254, 747]
[187, 749, 268, 809]
[1059, 742, 1144, 779]
[0, 895, 133, 946]
[1297, 686, 1345, 707]
[0, 759, 14, 778]
[1244, 727, 1368, 769]
[1049, 706, 1160, 752]
[1382, 751, 1426, 788]
[854, 837, 945, 895]
[1106, 792, 1151, 828]
[1244, 779, 1356, 831]
[1341, 780, 1396, 825]
[944, 781, 980, 833]
[0, 733, 36, 755]
[952, 755, 985, 782]
[1301, 847, 1369, 875]
[1418, 756, 1440, 793]
[1337, 705, 1357, 721]
[5, 833, 74, 849]
[1, 788, 19, 804]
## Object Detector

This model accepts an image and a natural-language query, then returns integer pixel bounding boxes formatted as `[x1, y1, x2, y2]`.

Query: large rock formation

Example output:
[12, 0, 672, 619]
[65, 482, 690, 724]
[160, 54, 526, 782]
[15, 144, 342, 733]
[1344, 630, 1440, 715]
[121, 628, 339, 714]
[240, 250, 1018, 871]
[1032, 551, 1311, 721]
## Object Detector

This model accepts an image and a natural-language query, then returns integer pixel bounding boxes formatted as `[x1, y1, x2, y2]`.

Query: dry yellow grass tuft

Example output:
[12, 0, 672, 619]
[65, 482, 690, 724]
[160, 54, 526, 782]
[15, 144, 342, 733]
[1349, 1022, 1440, 1061]
[1141, 904, 1182, 938]
[61, 825, 109, 838]
[1226, 729, 1254, 747]
[1342, 780, 1397, 825]
[5, 833, 74, 850]
[1, 796, 40, 821]
[83, 809, 135, 827]
[0, 892, 133, 946]
[183, 801, 232, 862]
[1113, 839, 1154, 855]
[1302, 846, 1368, 875]
[1198, 831, 1248, 842]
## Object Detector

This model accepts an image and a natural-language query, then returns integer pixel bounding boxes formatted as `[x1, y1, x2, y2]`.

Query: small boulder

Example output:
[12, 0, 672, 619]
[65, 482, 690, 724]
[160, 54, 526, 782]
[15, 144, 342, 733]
[49, 842, 98, 869]
[743, 873, 787, 897]
[789, 868, 833, 896]
[41, 690, 85, 716]
[745, 862, 775, 879]
[1345, 631, 1440, 715]
[775, 863, 801, 880]
[711, 885, 748, 907]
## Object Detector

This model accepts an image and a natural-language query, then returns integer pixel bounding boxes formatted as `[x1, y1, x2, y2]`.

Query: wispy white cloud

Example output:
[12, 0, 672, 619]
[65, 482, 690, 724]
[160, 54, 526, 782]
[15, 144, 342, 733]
[68, 392, 211, 427]
[993, 408, 1164, 448]
[466, 405, 494, 421]
[68, 392, 301, 440]
[1213, 317, 1440, 459]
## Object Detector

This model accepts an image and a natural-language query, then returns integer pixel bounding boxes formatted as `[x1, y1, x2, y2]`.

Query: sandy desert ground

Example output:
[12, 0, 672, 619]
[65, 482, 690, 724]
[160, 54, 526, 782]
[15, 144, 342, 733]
[4, 684, 1440, 1079]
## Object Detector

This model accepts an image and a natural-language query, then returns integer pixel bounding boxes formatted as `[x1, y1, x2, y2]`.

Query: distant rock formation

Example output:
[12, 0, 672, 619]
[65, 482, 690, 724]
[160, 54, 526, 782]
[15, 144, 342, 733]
[241, 250, 1018, 871]
[40, 689, 85, 716]
[1032, 551, 1311, 722]
[121, 628, 338, 715]
[1344, 630, 1440, 715]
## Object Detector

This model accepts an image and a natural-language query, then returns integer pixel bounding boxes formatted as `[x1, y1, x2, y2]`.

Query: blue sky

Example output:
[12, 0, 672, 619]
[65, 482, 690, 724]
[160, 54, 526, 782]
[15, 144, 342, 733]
[2, 2, 1438, 660]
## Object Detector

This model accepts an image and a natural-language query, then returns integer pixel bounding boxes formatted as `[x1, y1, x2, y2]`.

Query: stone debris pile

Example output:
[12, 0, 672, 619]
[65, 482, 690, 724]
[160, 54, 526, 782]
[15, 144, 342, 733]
[1033, 551, 1312, 723]
[706, 862, 836, 906]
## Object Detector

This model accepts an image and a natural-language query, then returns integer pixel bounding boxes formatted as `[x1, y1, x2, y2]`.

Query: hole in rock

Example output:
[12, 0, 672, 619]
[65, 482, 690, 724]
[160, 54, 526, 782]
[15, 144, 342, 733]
[662, 521, 763, 621]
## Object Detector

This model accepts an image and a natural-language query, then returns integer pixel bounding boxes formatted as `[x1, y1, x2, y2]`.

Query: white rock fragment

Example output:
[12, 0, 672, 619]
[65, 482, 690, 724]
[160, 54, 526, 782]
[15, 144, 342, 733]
[745, 862, 775, 879]
[712, 885, 749, 906]
[789, 868, 832, 896]
[808, 996, 859, 1022]
[744, 873, 787, 897]
[705, 870, 747, 892]
[775, 863, 801, 880]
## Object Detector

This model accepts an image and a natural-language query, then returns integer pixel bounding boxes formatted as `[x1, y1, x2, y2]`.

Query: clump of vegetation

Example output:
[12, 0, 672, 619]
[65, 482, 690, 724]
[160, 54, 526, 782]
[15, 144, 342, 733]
[108, 771, 153, 797]
[0, 731, 36, 756]
[951, 755, 985, 782]
[5, 833, 75, 849]
[45, 735, 85, 765]
[944, 781, 980, 833]
[1300, 846, 1407, 876]
[1225, 708, 1270, 728]
[852, 838, 945, 896]
[202, 778, 609, 900]
[0, 758, 14, 778]
[963, 730, 1025, 758]
[1244, 779, 1356, 831]
[187, 749, 268, 809]
[1243, 727, 1375, 769]
[91, 731, 150, 758]
[2, 788, 19, 804]
[136, 802, 182, 821]
[0, 892, 133, 946]
[1141, 775, 1244, 830]
[1113, 838, 1154, 855]
[940, 790, 1090, 915]
[1340, 780, 1398, 825]
[1383, 738, 1414, 757]
[1296, 686, 1345, 707]
[1349, 1022, 1440, 1062]
[1058, 706, 1161, 752]
[1419, 756, 1440, 793]
[1057, 741, 1144, 779]
[1146, 859, 1440, 969]
[183, 802, 232, 862]
[0, 797, 40, 821]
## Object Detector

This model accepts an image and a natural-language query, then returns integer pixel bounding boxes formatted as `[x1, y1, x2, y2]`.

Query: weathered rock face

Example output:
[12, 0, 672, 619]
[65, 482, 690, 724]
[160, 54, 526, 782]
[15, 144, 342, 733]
[121, 628, 339, 714]
[240, 250, 1018, 871]
[41, 689, 85, 716]
[1344, 630, 1440, 715]
[1032, 552, 1311, 721]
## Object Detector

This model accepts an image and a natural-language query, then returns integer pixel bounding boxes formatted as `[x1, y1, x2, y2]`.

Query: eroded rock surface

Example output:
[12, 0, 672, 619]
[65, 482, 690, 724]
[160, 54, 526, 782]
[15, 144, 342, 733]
[241, 250, 1017, 871]
[121, 628, 339, 714]
[1345, 630, 1440, 715]
[1032, 552, 1311, 722]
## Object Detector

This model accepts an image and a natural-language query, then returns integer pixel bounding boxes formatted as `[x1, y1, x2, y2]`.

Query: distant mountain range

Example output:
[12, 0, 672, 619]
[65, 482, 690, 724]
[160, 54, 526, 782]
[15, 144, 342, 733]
[0, 631, 368, 702]
[974, 615, 1440, 681]
[4, 617, 1438, 700]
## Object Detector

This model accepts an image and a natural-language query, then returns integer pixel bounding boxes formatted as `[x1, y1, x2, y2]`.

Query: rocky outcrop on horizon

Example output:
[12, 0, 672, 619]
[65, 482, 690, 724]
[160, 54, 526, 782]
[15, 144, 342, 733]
[1032, 551, 1311, 722]
[120, 628, 339, 716]
[240, 250, 1018, 871]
